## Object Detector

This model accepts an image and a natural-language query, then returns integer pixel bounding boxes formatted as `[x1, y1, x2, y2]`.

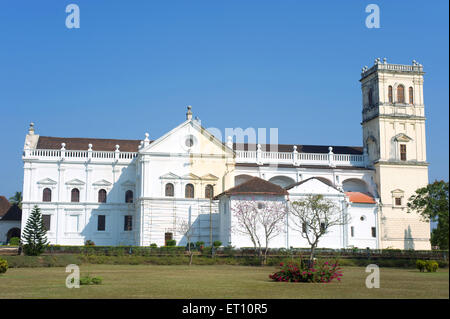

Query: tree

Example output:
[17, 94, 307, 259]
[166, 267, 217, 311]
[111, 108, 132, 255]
[9, 191, 22, 209]
[231, 197, 287, 265]
[177, 218, 195, 265]
[407, 180, 449, 250]
[22, 205, 49, 256]
[289, 195, 347, 263]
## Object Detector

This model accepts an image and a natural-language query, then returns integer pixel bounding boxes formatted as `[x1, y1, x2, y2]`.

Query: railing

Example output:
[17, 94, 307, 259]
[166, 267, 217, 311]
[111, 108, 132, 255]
[26, 148, 366, 167]
[235, 148, 366, 167]
[362, 62, 423, 78]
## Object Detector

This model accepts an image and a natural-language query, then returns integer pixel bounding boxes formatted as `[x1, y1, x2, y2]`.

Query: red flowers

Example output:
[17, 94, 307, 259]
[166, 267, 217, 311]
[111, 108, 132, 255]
[269, 259, 343, 283]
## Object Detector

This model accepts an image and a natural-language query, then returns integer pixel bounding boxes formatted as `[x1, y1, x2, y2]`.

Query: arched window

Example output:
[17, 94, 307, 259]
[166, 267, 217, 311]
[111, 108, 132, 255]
[409, 87, 414, 104]
[397, 85, 405, 103]
[71, 188, 80, 202]
[125, 190, 133, 203]
[42, 188, 52, 202]
[185, 184, 194, 198]
[388, 86, 393, 103]
[165, 183, 174, 197]
[98, 189, 107, 203]
[205, 184, 214, 199]
[368, 88, 373, 107]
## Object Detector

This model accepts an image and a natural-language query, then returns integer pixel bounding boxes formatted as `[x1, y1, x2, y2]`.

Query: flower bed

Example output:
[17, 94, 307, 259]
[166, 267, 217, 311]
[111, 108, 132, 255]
[269, 259, 343, 283]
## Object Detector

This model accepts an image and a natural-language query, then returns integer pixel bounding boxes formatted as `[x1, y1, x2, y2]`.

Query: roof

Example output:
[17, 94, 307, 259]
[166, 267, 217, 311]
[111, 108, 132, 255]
[233, 143, 363, 155]
[345, 192, 376, 204]
[285, 177, 338, 190]
[0, 196, 11, 217]
[214, 177, 288, 199]
[36, 136, 145, 152]
[0, 204, 22, 221]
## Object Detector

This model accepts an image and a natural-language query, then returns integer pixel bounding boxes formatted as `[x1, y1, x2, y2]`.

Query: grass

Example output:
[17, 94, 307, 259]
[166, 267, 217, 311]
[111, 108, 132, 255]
[0, 265, 448, 299]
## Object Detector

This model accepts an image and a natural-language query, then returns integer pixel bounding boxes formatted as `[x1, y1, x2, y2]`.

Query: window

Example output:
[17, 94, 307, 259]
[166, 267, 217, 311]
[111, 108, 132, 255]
[42, 188, 52, 202]
[302, 222, 307, 234]
[397, 85, 405, 103]
[368, 88, 373, 107]
[165, 183, 174, 197]
[205, 184, 214, 199]
[320, 222, 326, 233]
[42, 214, 51, 231]
[409, 87, 414, 104]
[395, 197, 402, 206]
[350, 226, 354, 237]
[371, 227, 376, 238]
[400, 144, 407, 161]
[165, 232, 173, 246]
[98, 189, 107, 203]
[71, 188, 80, 202]
[97, 215, 106, 231]
[125, 190, 133, 203]
[124, 216, 133, 231]
[185, 183, 194, 198]
[388, 85, 393, 103]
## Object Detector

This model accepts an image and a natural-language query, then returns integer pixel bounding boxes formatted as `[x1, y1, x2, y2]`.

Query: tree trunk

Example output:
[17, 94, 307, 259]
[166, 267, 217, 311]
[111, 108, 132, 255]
[189, 252, 193, 266]
[309, 244, 316, 267]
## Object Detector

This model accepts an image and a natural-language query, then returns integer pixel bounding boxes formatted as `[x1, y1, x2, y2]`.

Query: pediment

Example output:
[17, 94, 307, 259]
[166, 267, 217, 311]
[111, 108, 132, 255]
[160, 172, 181, 180]
[287, 177, 342, 196]
[182, 173, 201, 180]
[92, 179, 112, 186]
[139, 119, 234, 156]
[394, 133, 413, 142]
[391, 189, 404, 194]
[201, 174, 219, 181]
[65, 178, 85, 186]
[37, 178, 57, 185]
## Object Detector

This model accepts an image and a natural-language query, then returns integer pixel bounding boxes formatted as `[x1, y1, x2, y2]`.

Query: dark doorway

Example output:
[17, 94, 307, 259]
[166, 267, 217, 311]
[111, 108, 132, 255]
[7, 227, 20, 242]
[164, 232, 173, 246]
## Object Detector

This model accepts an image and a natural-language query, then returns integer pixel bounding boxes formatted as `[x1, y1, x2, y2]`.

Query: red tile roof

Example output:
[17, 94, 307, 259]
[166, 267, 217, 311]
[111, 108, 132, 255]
[214, 177, 288, 199]
[345, 192, 376, 204]
[0, 196, 11, 218]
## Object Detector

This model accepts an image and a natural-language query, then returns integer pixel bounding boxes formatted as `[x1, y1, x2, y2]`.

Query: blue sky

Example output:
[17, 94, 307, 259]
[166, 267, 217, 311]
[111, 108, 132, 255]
[0, 0, 448, 198]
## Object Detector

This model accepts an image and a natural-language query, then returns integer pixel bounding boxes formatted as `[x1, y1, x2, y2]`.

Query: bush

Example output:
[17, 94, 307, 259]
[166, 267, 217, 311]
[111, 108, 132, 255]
[416, 260, 427, 272]
[269, 259, 343, 283]
[85, 240, 95, 246]
[426, 260, 439, 272]
[150, 243, 157, 248]
[0, 258, 8, 274]
[195, 241, 205, 249]
[9, 237, 20, 246]
[166, 240, 176, 247]
[213, 240, 222, 248]
[80, 274, 103, 285]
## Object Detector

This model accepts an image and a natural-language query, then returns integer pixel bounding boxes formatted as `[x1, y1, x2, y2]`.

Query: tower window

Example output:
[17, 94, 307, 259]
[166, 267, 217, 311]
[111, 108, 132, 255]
[400, 144, 407, 161]
[395, 197, 402, 206]
[71, 188, 80, 202]
[43, 188, 52, 202]
[371, 227, 376, 238]
[97, 215, 106, 231]
[125, 190, 133, 203]
[368, 88, 373, 107]
[397, 85, 405, 103]
[124, 215, 133, 231]
[388, 86, 393, 103]
[185, 184, 194, 198]
[98, 189, 107, 203]
[351, 226, 354, 237]
[165, 183, 174, 197]
[42, 214, 51, 231]
[409, 87, 414, 104]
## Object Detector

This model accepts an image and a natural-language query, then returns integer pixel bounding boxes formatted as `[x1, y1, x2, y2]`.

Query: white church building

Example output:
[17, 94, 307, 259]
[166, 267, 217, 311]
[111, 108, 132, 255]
[16, 59, 431, 250]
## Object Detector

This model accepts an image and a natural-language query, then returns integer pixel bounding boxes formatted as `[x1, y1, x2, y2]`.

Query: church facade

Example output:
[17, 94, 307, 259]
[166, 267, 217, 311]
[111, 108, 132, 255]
[18, 59, 431, 250]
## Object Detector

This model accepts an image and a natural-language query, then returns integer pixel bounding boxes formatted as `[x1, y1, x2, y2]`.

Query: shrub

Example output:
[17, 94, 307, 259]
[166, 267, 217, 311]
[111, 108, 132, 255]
[85, 240, 95, 246]
[269, 259, 343, 283]
[416, 260, 427, 272]
[150, 243, 157, 248]
[80, 274, 103, 285]
[213, 240, 222, 248]
[195, 241, 205, 249]
[91, 277, 103, 285]
[9, 237, 20, 246]
[0, 258, 8, 274]
[425, 260, 439, 273]
[166, 240, 176, 247]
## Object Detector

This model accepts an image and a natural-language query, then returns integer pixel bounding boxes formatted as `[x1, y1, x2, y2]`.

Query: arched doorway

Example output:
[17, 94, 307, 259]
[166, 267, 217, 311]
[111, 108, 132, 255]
[7, 227, 20, 242]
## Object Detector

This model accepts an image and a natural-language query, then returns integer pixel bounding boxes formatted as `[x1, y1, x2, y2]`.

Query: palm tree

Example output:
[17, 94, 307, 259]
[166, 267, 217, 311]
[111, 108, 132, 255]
[9, 191, 22, 209]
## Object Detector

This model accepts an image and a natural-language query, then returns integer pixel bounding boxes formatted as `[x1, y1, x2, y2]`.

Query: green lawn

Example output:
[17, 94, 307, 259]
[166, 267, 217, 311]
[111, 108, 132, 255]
[0, 265, 448, 299]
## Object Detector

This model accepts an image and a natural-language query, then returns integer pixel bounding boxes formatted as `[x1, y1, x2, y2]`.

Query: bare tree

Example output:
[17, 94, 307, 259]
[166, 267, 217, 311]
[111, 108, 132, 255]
[177, 218, 195, 265]
[231, 197, 287, 264]
[289, 194, 348, 263]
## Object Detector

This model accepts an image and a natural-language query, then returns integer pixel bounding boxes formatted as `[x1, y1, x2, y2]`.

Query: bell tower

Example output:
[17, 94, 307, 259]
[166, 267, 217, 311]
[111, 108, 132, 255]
[360, 58, 430, 250]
